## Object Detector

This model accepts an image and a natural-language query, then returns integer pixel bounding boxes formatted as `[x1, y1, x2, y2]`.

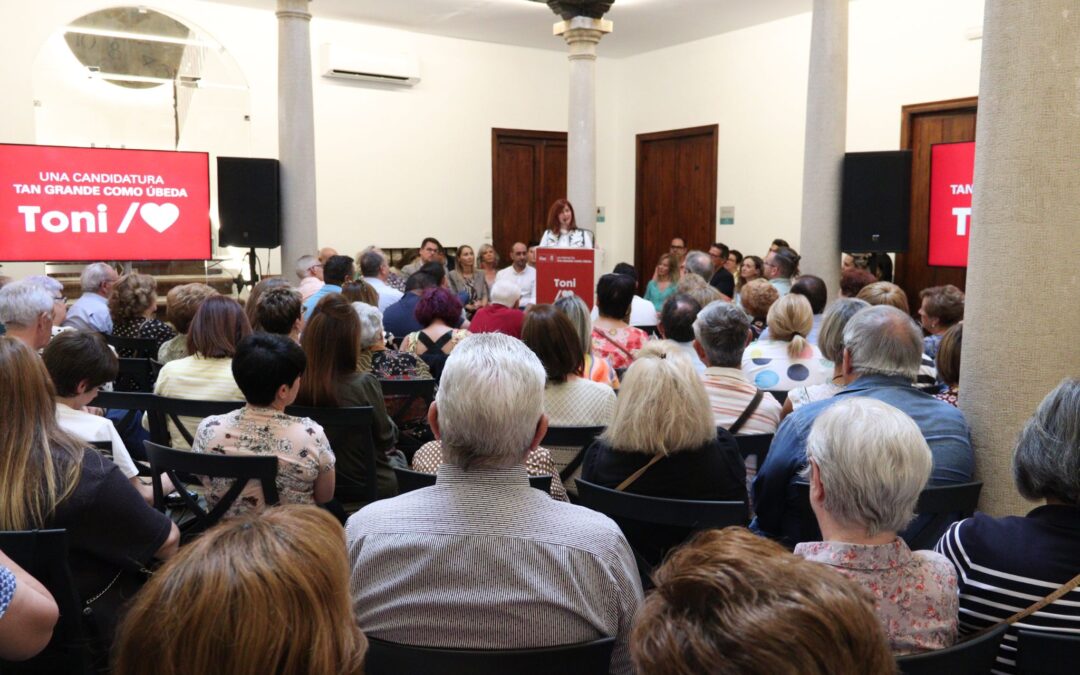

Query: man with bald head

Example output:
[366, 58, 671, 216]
[750, 305, 973, 547]
[495, 242, 536, 307]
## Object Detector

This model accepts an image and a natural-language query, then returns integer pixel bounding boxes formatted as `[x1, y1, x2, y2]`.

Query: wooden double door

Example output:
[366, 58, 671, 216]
[491, 128, 567, 261]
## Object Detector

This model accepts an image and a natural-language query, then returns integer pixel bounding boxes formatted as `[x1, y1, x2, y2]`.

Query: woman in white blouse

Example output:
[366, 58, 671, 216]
[741, 293, 830, 392]
[538, 198, 594, 249]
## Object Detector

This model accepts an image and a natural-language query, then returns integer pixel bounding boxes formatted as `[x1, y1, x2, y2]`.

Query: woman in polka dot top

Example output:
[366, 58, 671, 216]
[741, 294, 831, 392]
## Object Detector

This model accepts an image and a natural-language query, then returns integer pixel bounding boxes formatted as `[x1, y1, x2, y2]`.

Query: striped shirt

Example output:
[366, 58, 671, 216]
[935, 506, 1080, 674]
[153, 355, 243, 448]
[701, 367, 782, 435]
[346, 464, 642, 674]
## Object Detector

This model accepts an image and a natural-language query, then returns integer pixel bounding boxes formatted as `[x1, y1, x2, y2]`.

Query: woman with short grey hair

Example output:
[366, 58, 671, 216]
[352, 302, 431, 381]
[794, 397, 957, 655]
[782, 298, 870, 418]
[936, 378, 1080, 669]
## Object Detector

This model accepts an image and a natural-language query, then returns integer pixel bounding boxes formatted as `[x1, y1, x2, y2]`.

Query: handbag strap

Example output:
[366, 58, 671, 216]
[964, 570, 1080, 641]
[728, 389, 765, 435]
[592, 328, 635, 363]
[615, 452, 665, 492]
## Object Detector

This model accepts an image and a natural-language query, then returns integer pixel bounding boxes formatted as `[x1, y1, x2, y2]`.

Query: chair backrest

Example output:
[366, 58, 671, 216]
[542, 426, 606, 482]
[364, 636, 616, 675]
[0, 529, 91, 674]
[1016, 629, 1080, 675]
[731, 432, 773, 467]
[766, 389, 788, 405]
[285, 405, 378, 504]
[88, 391, 244, 447]
[793, 481, 822, 543]
[393, 466, 552, 496]
[144, 440, 279, 539]
[114, 357, 160, 392]
[102, 332, 158, 359]
[896, 622, 1008, 675]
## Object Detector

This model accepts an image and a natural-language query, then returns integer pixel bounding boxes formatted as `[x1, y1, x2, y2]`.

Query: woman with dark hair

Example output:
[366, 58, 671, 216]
[112, 505, 366, 675]
[0, 336, 178, 664]
[740, 255, 764, 285]
[340, 279, 379, 308]
[244, 277, 290, 330]
[590, 273, 649, 371]
[644, 253, 679, 312]
[933, 323, 963, 406]
[109, 273, 176, 355]
[726, 249, 744, 278]
[400, 287, 470, 381]
[448, 244, 489, 316]
[296, 294, 400, 499]
[538, 198, 594, 248]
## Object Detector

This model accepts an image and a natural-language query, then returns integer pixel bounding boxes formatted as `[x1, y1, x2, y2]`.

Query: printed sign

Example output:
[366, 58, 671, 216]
[0, 144, 211, 262]
[927, 141, 975, 267]
[535, 247, 595, 309]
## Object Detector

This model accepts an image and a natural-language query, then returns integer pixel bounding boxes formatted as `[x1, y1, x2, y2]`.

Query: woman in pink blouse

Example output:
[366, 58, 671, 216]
[590, 273, 649, 372]
[793, 397, 958, 655]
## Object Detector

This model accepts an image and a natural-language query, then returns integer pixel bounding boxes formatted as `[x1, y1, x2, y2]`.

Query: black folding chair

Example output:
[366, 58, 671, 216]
[765, 389, 788, 405]
[364, 636, 616, 675]
[0, 529, 92, 675]
[144, 441, 278, 541]
[1017, 630, 1080, 675]
[102, 332, 159, 359]
[731, 432, 773, 468]
[896, 622, 1008, 675]
[393, 466, 552, 496]
[378, 378, 436, 422]
[286, 405, 378, 506]
[543, 426, 606, 483]
[114, 357, 160, 392]
[147, 396, 245, 447]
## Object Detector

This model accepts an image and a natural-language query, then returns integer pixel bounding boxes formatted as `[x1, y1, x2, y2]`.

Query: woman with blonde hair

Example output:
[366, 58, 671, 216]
[111, 505, 366, 675]
[0, 336, 178, 664]
[477, 243, 500, 290]
[742, 293, 829, 391]
[644, 253, 680, 312]
[447, 244, 489, 316]
[109, 272, 176, 356]
[555, 293, 619, 389]
[782, 298, 870, 417]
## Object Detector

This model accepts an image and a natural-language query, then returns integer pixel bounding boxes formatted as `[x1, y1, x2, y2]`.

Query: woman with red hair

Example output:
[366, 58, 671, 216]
[539, 198, 594, 248]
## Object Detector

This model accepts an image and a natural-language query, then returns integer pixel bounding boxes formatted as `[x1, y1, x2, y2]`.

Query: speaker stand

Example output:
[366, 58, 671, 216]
[234, 248, 261, 295]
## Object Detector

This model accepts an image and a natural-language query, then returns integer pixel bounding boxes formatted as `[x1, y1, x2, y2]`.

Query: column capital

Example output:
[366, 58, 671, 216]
[555, 17, 612, 57]
[276, 0, 311, 21]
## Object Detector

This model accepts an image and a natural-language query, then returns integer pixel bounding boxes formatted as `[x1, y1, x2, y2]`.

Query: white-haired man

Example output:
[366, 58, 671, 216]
[63, 262, 118, 333]
[467, 279, 523, 338]
[751, 305, 974, 547]
[346, 333, 642, 674]
[0, 280, 56, 350]
[294, 254, 324, 302]
[359, 249, 403, 312]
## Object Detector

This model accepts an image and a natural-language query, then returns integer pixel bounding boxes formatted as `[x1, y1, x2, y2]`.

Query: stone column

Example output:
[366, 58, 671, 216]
[277, 0, 318, 275]
[798, 0, 847, 299]
[961, 2, 1080, 516]
[555, 16, 612, 234]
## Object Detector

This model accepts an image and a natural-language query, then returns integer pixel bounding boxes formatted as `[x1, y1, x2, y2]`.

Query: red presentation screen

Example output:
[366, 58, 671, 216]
[0, 144, 210, 262]
[927, 141, 975, 267]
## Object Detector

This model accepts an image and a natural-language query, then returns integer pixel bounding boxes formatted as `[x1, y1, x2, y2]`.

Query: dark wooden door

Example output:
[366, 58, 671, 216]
[895, 98, 977, 312]
[635, 125, 718, 292]
[492, 128, 567, 261]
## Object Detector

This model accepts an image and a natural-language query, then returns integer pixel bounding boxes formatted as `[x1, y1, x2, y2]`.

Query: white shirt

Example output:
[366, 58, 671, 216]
[539, 229, 594, 248]
[672, 340, 707, 374]
[364, 276, 403, 312]
[590, 296, 658, 327]
[55, 403, 139, 479]
[495, 265, 537, 307]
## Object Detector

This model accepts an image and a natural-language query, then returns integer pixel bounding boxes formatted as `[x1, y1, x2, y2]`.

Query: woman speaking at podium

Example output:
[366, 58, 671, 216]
[539, 198, 594, 248]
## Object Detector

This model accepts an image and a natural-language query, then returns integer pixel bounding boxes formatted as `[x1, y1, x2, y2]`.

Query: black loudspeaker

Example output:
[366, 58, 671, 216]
[840, 150, 912, 253]
[217, 157, 281, 248]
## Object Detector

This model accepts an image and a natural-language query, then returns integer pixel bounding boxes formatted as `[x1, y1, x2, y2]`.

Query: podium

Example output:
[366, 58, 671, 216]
[535, 247, 595, 308]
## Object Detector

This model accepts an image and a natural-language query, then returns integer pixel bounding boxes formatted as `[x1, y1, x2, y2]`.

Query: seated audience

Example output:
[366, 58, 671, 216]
[154, 296, 251, 448]
[319, 247, 338, 264]
[582, 341, 745, 503]
[694, 301, 783, 436]
[739, 278, 779, 339]
[346, 334, 642, 673]
[341, 279, 380, 308]
[294, 254, 325, 301]
[522, 304, 616, 475]
[109, 273, 176, 355]
[738, 254, 764, 291]
[244, 277, 291, 330]
[657, 293, 706, 374]
[742, 293, 830, 391]
[760, 274, 827, 344]
[62, 262, 118, 333]
[630, 527, 894, 675]
[763, 247, 799, 296]
[596, 263, 660, 327]
[839, 266, 877, 298]
[934, 323, 963, 406]
[794, 398, 957, 654]
[400, 287, 470, 382]
[252, 285, 303, 340]
[680, 250, 713, 284]
[112, 505, 366, 675]
[468, 279, 524, 338]
[918, 284, 965, 358]
[382, 271, 438, 339]
[360, 249, 404, 311]
[556, 293, 620, 389]
[708, 242, 736, 297]
[448, 244, 489, 316]
[0, 550, 58, 662]
[353, 302, 431, 380]
[644, 253, 680, 312]
[751, 305, 974, 546]
[495, 241, 537, 307]
[857, 281, 938, 386]
[192, 334, 334, 515]
[676, 270, 725, 308]
[43, 331, 148, 501]
[478, 243, 500, 289]
[412, 436, 569, 501]
[727, 248, 744, 279]
[591, 273, 650, 371]
[157, 283, 217, 363]
[297, 295, 400, 499]
[22, 275, 70, 338]
[0, 281, 54, 351]
[783, 298, 870, 417]
[0, 336, 178, 660]
[936, 378, 1080, 673]
[401, 237, 443, 276]
[303, 254, 354, 321]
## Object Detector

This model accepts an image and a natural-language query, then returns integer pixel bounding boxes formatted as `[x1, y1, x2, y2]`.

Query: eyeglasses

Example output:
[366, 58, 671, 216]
[53, 295, 66, 303]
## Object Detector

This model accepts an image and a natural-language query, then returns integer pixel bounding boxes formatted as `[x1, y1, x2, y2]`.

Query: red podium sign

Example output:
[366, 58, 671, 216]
[535, 247, 595, 308]
[928, 141, 975, 267]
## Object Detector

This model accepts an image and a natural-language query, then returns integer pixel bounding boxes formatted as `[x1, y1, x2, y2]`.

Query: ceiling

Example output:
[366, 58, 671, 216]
[211, 0, 814, 58]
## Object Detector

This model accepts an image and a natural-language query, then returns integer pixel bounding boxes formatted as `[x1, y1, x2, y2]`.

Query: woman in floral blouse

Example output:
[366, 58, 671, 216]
[590, 273, 649, 372]
[793, 397, 958, 655]
[192, 333, 335, 516]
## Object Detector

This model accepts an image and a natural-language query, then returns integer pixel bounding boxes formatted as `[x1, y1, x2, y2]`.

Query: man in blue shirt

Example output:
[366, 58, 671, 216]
[382, 271, 438, 339]
[750, 305, 973, 547]
[302, 254, 353, 321]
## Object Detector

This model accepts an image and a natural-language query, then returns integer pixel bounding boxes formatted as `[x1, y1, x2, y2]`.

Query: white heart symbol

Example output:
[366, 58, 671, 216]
[140, 203, 180, 233]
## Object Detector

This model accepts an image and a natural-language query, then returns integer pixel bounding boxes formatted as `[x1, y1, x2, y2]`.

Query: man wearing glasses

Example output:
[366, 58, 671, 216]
[294, 254, 325, 302]
[402, 237, 445, 276]
[669, 236, 688, 262]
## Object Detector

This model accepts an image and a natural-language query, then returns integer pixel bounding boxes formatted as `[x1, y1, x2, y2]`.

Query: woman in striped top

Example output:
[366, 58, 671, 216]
[936, 378, 1080, 674]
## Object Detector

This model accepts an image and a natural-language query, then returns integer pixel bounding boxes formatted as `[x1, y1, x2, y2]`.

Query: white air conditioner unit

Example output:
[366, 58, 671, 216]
[320, 43, 421, 86]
